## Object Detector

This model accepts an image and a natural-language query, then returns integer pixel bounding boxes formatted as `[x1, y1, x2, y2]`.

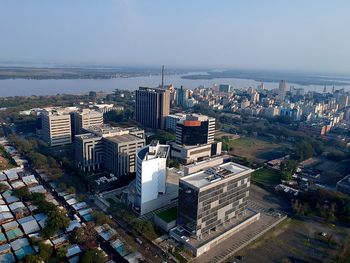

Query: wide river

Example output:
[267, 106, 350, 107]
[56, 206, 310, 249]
[0, 74, 349, 97]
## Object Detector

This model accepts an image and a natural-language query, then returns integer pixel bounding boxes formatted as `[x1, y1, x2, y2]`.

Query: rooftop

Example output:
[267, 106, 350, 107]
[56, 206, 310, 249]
[137, 140, 170, 161]
[85, 124, 143, 138]
[42, 107, 77, 116]
[138, 86, 168, 93]
[75, 108, 102, 115]
[181, 162, 254, 189]
[177, 113, 215, 125]
[107, 134, 144, 144]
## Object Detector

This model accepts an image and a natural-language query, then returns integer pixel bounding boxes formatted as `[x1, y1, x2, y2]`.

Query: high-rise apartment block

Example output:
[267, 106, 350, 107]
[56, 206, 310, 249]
[135, 140, 170, 215]
[277, 80, 288, 103]
[41, 108, 73, 146]
[177, 162, 253, 239]
[75, 125, 145, 177]
[135, 87, 170, 129]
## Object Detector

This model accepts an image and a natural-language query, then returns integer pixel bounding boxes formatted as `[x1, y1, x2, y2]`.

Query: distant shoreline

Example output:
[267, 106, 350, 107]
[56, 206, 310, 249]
[182, 71, 350, 86]
[1, 66, 350, 87]
[0, 66, 187, 81]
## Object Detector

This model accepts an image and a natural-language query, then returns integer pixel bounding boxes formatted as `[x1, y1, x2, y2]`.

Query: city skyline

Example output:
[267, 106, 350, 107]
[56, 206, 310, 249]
[1, 1, 350, 73]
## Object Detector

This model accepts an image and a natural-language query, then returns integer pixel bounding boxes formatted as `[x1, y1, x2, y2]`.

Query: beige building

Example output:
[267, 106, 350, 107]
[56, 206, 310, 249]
[41, 108, 72, 147]
[72, 109, 104, 135]
[104, 134, 145, 177]
[170, 141, 222, 164]
[135, 87, 170, 129]
[75, 125, 145, 177]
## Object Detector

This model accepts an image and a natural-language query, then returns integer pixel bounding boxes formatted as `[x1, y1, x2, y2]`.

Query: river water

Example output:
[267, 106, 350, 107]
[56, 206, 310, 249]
[0, 74, 349, 97]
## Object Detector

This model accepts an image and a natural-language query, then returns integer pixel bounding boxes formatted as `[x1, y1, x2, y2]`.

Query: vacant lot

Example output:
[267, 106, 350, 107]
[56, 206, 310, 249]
[238, 218, 349, 263]
[224, 137, 284, 163]
[252, 168, 282, 190]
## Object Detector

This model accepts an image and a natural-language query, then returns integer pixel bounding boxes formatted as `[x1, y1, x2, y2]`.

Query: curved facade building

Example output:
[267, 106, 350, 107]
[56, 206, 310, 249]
[135, 140, 170, 215]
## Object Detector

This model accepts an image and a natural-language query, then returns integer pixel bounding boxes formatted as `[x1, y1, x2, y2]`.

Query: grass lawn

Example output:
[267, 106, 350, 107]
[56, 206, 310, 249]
[157, 207, 177, 223]
[251, 168, 281, 189]
[224, 137, 283, 162]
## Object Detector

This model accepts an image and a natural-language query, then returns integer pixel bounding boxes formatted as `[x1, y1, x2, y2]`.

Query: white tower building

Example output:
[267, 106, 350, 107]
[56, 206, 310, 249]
[136, 140, 170, 215]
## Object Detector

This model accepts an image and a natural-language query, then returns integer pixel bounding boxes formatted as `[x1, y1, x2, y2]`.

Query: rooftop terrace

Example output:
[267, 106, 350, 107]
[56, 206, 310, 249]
[181, 162, 254, 189]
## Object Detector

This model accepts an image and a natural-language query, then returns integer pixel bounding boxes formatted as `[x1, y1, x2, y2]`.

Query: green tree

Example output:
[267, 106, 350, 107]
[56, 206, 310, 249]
[131, 218, 157, 239]
[66, 186, 76, 194]
[13, 187, 31, 201]
[38, 243, 53, 261]
[56, 245, 68, 259]
[70, 222, 98, 248]
[280, 160, 298, 182]
[24, 254, 41, 263]
[41, 208, 70, 238]
[93, 211, 110, 225]
[79, 248, 105, 263]
[31, 192, 46, 203]
[0, 182, 9, 193]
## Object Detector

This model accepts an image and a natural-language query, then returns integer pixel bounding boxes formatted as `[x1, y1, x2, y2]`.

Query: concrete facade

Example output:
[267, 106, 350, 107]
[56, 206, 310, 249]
[170, 142, 222, 165]
[165, 113, 186, 132]
[41, 109, 72, 147]
[75, 125, 145, 177]
[177, 162, 253, 239]
[71, 109, 103, 135]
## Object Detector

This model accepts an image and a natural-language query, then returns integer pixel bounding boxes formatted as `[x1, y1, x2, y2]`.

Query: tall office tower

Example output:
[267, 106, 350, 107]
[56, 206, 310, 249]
[219, 84, 231, 93]
[277, 80, 288, 103]
[41, 108, 72, 147]
[177, 162, 253, 239]
[175, 114, 215, 145]
[71, 109, 104, 135]
[135, 87, 170, 129]
[135, 140, 170, 215]
[177, 86, 190, 108]
[75, 125, 145, 177]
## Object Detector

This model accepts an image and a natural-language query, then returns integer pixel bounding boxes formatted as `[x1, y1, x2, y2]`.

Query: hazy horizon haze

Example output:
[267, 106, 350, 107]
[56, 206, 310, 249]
[1, 0, 350, 74]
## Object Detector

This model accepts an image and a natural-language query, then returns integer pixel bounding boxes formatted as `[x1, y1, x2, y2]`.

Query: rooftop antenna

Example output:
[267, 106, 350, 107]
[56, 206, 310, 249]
[161, 65, 164, 89]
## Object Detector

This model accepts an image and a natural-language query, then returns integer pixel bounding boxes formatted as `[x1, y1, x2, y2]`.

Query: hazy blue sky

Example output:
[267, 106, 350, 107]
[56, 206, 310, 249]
[1, 0, 350, 73]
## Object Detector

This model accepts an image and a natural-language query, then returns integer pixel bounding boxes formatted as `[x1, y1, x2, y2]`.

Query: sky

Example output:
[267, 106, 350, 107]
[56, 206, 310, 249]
[1, 0, 350, 73]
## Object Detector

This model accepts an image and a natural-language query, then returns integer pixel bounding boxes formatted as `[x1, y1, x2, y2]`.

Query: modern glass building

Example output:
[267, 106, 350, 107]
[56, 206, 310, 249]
[175, 114, 215, 146]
